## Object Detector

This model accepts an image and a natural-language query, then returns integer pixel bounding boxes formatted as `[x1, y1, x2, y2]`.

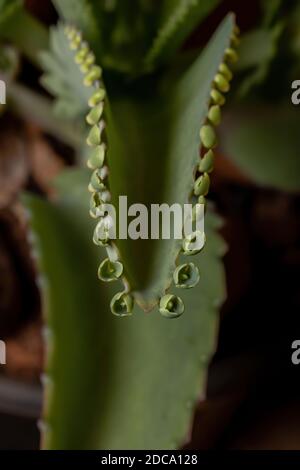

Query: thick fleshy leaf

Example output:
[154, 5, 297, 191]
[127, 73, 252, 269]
[23, 168, 226, 450]
[220, 104, 300, 191]
[105, 14, 234, 310]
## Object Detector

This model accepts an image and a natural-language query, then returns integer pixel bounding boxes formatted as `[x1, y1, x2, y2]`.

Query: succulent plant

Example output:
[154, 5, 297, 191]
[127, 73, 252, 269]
[2, 0, 300, 452]
[18, 0, 238, 451]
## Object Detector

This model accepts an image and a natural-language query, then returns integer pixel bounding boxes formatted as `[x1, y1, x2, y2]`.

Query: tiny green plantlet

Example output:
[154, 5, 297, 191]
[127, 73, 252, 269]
[98, 258, 123, 283]
[159, 294, 185, 319]
[110, 291, 134, 317]
[182, 231, 206, 256]
[63, 20, 239, 318]
[199, 150, 215, 173]
[173, 263, 200, 289]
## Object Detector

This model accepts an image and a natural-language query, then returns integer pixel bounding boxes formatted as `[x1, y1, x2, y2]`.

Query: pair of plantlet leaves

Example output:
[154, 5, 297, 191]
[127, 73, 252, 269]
[24, 14, 234, 448]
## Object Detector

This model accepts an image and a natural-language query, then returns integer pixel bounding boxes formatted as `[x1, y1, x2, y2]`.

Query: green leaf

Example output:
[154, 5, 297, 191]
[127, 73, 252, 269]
[24, 169, 226, 450]
[290, 3, 300, 56]
[105, 14, 234, 310]
[220, 104, 300, 191]
[40, 23, 92, 119]
[261, 0, 282, 27]
[0, 0, 22, 29]
[53, 0, 160, 75]
[0, 45, 19, 80]
[8, 82, 84, 148]
[234, 25, 283, 97]
[236, 30, 276, 71]
[144, 0, 221, 69]
[52, 0, 98, 45]
[0, 3, 48, 67]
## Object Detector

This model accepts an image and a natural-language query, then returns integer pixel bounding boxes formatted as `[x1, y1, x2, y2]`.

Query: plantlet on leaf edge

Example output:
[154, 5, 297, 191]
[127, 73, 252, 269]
[64, 20, 240, 317]
[64, 24, 134, 317]
[158, 22, 240, 316]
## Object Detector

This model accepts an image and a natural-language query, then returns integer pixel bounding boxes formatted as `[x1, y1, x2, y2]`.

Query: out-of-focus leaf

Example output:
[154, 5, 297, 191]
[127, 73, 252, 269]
[144, 0, 220, 69]
[24, 168, 226, 450]
[53, 0, 159, 74]
[8, 82, 83, 148]
[53, 0, 221, 75]
[52, 0, 98, 45]
[105, 14, 234, 310]
[235, 26, 283, 97]
[261, 0, 282, 27]
[236, 30, 276, 71]
[0, 3, 48, 66]
[0, 45, 19, 82]
[290, 2, 300, 62]
[220, 104, 300, 191]
[0, 0, 22, 28]
[40, 23, 92, 119]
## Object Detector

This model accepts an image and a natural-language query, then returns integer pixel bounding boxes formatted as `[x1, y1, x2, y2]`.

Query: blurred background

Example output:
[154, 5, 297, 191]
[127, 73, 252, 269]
[0, 0, 300, 449]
